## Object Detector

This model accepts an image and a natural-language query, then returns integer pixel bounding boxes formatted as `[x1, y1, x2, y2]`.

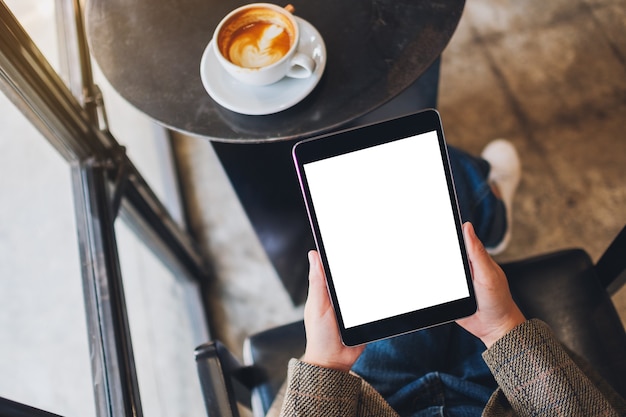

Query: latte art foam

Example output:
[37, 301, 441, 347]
[217, 7, 296, 70]
[226, 22, 291, 68]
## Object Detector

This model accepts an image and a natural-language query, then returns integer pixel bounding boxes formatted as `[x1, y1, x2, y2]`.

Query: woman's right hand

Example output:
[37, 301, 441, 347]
[456, 222, 526, 348]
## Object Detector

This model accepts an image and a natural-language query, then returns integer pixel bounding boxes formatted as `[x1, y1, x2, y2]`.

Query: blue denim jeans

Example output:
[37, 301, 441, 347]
[351, 146, 504, 416]
[447, 146, 506, 249]
[351, 324, 497, 417]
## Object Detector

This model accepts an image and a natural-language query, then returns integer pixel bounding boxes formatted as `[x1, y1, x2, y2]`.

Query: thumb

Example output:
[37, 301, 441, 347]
[306, 251, 330, 312]
[463, 222, 494, 276]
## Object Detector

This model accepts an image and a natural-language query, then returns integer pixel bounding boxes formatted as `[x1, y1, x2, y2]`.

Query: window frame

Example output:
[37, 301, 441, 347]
[0, 1, 213, 416]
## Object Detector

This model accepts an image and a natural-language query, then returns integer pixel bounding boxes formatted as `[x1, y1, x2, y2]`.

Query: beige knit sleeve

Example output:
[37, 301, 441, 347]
[482, 319, 622, 417]
[278, 359, 362, 417]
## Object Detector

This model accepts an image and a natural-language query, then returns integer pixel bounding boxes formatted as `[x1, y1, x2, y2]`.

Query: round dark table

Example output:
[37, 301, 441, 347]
[86, 0, 465, 302]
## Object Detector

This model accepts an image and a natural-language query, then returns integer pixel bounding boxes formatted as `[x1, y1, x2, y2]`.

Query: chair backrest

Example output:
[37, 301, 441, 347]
[195, 324, 305, 417]
[195, 341, 248, 417]
[244, 321, 306, 416]
[503, 248, 626, 396]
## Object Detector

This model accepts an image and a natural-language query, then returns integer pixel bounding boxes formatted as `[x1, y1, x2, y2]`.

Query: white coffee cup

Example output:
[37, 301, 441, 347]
[213, 3, 316, 86]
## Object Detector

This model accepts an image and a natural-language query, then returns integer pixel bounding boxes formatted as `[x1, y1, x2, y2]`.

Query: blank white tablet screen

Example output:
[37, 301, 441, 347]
[303, 131, 469, 329]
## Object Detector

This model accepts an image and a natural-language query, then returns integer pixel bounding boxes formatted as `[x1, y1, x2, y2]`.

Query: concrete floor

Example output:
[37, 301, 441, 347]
[174, 0, 626, 357]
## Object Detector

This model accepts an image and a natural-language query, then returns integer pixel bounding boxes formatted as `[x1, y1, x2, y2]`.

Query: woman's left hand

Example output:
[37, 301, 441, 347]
[301, 250, 365, 372]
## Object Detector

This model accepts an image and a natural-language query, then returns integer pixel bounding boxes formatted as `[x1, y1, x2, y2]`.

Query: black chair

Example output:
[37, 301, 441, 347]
[195, 225, 626, 417]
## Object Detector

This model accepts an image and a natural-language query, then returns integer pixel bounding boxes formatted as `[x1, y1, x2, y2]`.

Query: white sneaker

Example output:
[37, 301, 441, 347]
[481, 139, 521, 255]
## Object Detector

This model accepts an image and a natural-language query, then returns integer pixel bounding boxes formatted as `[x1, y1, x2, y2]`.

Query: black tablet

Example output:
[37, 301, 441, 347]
[292, 109, 476, 346]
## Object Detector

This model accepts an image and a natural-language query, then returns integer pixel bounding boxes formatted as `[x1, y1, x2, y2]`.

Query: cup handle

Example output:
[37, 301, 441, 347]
[287, 52, 316, 79]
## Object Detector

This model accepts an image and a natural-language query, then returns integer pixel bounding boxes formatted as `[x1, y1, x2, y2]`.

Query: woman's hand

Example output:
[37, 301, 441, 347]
[457, 222, 526, 347]
[302, 251, 365, 372]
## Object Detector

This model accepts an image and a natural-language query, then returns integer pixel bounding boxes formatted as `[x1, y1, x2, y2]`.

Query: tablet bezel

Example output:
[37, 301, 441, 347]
[292, 109, 476, 346]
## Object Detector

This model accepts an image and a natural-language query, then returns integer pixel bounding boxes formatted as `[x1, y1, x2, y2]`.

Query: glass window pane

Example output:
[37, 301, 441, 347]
[13, 0, 184, 228]
[4, 0, 59, 72]
[115, 219, 208, 417]
[2, 1, 208, 415]
[0, 81, 96, 417]
[92, 67, 185, 227]
[0, 1, 95, 416]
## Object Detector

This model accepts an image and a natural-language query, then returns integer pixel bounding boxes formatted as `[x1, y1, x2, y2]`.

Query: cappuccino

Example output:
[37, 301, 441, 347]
[217, 8, 295, 69]
[212, 3, 315, 86]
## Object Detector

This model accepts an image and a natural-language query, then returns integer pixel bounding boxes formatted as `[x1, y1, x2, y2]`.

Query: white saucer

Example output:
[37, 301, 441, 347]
[200, 17, 326, 115]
